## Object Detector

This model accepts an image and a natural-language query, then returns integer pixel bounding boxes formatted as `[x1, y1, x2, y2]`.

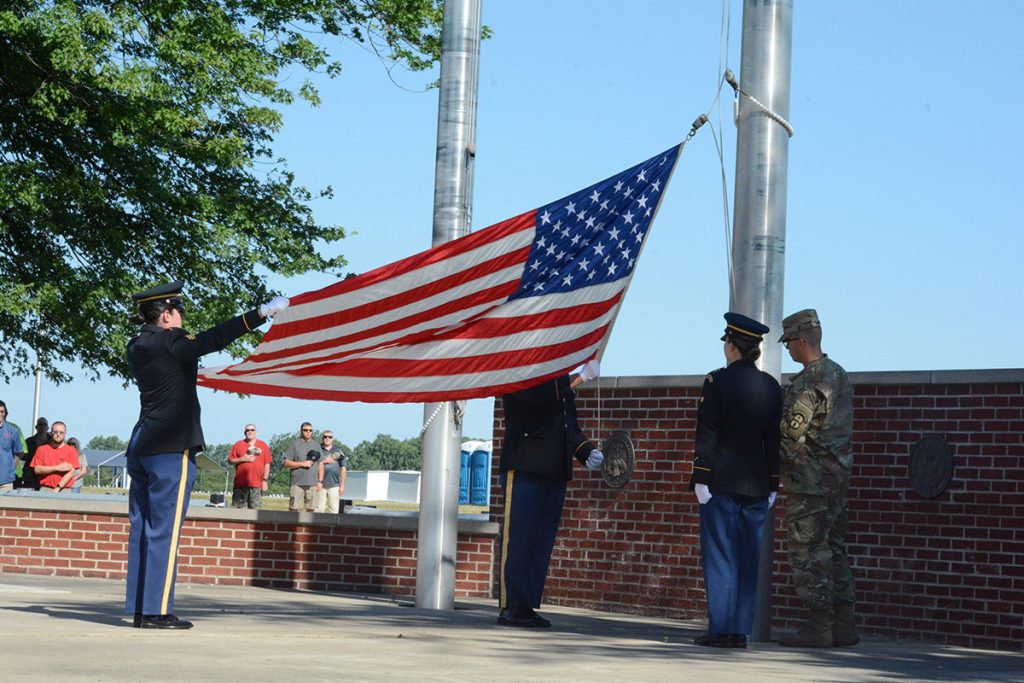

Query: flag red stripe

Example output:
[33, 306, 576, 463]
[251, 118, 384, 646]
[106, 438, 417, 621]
[256, 324, 608, 379]
[246, 278, 522, 365]
[198, 367, 575, 403]
[433, 293, 621, 340]
[266, 244, 532, 342]
[216, 293, 621, 377]
[289, 211, 536, 307]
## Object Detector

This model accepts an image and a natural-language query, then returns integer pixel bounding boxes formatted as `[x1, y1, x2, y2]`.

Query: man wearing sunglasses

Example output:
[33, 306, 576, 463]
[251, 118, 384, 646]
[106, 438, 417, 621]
[777, 309, 857, 648]
[283, 422, 318, 512]
[229, 424, 272, 509]
[125, 280, 288, 630]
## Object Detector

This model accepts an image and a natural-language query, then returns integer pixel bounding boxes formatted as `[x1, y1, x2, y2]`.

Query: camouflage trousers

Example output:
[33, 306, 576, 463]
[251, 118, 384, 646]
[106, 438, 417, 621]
[784, 492, 855, 609]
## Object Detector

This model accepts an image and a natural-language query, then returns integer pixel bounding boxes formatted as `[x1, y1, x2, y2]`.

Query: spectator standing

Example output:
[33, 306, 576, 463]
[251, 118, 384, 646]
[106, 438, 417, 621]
[67, 437, 88, 493]
[284, 422, 318, 512]
[228, 424, 272, 509]
[124, 279, 288, 630]
[777, 309, 858, 648]
[315, 430, 347, 513]
[31, 421, 79, 492]
[0, 400, 26, 491]
[689, 313, 782, 649]
[16, 416, 47, 489]
[496, 364, 604, 628]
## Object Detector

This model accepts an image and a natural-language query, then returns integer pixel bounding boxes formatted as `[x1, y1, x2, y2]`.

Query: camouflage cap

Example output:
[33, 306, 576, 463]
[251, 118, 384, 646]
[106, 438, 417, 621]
[779, 309, 820, 342]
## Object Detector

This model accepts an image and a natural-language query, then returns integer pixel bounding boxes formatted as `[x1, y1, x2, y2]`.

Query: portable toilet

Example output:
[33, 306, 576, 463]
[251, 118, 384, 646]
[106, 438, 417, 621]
[469, 441, 493, 506]
[459, 440, 478, 505]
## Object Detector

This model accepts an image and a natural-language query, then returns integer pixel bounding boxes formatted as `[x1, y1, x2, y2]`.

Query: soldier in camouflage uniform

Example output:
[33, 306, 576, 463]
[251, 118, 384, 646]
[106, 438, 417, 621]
[777, 309, 859, 648]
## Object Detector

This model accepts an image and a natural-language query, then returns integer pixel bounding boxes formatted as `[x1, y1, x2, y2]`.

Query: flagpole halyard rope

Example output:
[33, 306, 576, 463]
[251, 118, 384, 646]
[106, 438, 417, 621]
[725, 68, 795, 137]
[420, 402, 445, 436]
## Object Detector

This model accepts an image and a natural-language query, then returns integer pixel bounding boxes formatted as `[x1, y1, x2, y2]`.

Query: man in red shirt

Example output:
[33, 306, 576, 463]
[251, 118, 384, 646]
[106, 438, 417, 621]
[228, 423, 272, 509]
[31, 421, 80, 492]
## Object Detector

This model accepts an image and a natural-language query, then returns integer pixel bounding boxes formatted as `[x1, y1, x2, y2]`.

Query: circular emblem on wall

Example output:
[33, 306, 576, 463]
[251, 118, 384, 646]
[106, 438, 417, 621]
[907, 434, 954, 498]
[601, 430, 635, 488]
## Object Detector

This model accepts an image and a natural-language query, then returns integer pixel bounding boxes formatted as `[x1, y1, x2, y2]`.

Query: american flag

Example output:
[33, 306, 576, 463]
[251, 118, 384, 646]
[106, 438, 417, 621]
[198, 143, 682, 402]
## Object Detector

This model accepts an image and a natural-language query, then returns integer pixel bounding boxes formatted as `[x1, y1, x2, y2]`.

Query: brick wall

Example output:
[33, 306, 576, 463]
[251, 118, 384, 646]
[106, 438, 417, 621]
[1, 369, 1019, 652]
[0, 500, 497, 598]
[490, 370, 1024, 652]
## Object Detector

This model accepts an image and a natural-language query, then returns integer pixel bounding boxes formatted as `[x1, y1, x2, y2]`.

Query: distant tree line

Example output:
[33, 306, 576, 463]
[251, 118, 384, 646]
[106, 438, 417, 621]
[81, 431, 488, 494]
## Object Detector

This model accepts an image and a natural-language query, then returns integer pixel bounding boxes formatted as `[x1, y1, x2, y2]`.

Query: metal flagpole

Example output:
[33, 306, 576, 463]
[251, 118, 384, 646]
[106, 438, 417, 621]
[416, 0, 482, 610]
[32, 353, 42, 426]
[729, 0, 794, 641]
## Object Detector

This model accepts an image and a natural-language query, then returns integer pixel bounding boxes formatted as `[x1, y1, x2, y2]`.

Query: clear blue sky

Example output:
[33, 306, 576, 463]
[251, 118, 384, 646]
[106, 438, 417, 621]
[7, 1, 1022, 450]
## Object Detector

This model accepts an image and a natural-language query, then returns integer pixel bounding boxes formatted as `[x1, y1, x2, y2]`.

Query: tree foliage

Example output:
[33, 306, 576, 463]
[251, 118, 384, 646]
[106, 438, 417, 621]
[350, 432, 420, 470]
[85, 433, 128, 450]
[0, 0, 444, 383]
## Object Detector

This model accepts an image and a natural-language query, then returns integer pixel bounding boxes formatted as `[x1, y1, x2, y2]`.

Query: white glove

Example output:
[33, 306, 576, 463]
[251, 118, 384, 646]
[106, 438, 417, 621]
[259, 295, 290, 318]
[768, 491, 777, 509]
[695, 483, 712, 505]
[585, 449, 604, 471]
[578, 359, 601, 382]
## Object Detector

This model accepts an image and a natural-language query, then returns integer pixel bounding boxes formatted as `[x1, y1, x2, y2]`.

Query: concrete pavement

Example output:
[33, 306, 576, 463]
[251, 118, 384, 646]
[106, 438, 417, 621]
[0, 572, 1019, 682]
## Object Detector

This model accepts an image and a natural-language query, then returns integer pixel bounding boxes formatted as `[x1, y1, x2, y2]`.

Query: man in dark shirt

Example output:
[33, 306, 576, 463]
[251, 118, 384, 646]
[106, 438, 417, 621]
[124, 280, 287, 629]
[16, 417, 48, 490]
[690, 312, 782, 648]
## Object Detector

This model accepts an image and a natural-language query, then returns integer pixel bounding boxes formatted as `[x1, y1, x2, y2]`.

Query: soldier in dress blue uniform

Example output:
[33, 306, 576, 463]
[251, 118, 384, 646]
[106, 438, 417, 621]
[497, 362, 603, 628]
[125, 280, 288, 629]
[690, 313, 782, 648]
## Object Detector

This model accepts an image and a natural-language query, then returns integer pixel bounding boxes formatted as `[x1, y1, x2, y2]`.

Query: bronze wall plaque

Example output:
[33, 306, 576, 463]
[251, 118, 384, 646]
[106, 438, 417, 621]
[907, 434, 954, 498]
[601, 430, 635, 488]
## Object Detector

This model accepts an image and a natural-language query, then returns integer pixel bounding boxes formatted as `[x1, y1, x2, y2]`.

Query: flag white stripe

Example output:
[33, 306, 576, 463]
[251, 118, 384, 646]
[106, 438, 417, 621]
[201, 281, 625, 377]
[239, 277, 515, 367]
[208, 300, 618, 381]
[280, 228, 534, 321]
[252, 260, 526, 358]
[201, 344, 605, 397]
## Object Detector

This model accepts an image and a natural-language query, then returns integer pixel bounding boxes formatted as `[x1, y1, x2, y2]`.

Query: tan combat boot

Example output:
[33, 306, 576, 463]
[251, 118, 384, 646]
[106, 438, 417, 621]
[778, 607, 833, 648]
[832, 602, 860, 646]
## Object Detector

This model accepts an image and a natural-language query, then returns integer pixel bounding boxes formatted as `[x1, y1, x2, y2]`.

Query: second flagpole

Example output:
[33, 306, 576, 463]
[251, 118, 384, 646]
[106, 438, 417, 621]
[416, 0, 483, 610]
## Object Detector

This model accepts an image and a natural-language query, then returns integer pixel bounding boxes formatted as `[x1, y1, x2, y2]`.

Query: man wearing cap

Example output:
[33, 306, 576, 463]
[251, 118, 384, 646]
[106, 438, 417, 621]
[690, 313, 781, 648]
[125, 280, 288, 629]
[776, 309, 857, 648]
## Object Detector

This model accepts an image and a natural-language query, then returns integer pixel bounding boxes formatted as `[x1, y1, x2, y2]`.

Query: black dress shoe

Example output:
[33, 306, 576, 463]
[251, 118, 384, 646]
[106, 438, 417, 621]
[138, 614, 194, 630]
[694, 633, 732, 647]
[729, 634, 748, 648]
[497, 608, 548, 628]
[525, 608, 551, 628]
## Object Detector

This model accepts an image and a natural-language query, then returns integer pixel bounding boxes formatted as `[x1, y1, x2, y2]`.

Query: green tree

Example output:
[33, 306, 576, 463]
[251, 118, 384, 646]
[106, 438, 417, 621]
[351, 433, 420, 470]
[86, 434, 128, 450]
[194, 441, 231, 493]
[0, 0, 446, 383]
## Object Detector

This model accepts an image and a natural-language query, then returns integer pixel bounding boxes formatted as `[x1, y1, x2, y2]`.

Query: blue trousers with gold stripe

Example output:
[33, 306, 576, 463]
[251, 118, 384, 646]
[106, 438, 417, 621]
[699, 493, 769, 635]
[499, 470, 566, 610]
[125, 441, 197, 616]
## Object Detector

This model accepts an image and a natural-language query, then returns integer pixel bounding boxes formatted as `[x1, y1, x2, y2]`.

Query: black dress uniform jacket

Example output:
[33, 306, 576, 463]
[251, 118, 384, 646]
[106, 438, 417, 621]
[690, 359, 782, 497]
[500, 375, 594, 481]
[128, 309, 264, 457]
